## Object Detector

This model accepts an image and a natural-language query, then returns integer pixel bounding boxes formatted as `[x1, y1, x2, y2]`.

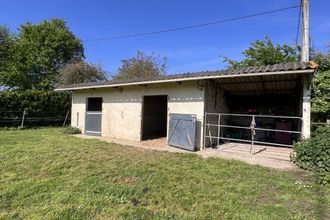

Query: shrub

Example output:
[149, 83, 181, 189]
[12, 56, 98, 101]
[63, 126, 81, 134]
[291, 126, 330, 184]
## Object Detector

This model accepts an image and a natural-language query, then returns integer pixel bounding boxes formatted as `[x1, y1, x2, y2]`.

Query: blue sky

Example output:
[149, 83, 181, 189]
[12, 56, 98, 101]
[1, 0, 329, 76]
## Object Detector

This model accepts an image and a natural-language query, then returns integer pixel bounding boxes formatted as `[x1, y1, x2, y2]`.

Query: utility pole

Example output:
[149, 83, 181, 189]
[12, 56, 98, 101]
[301, 0, 309, 62]
[301, 0, 311, 138]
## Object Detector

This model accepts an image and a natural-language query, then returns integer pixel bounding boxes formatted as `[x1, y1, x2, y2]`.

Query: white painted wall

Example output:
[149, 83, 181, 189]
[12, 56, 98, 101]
[302, 75, 312, 138]
[71, 81, 205, 149]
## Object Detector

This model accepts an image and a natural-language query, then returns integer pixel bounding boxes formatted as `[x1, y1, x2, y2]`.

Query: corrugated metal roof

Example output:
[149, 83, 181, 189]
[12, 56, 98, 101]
[216, 72, 302, 96]
[56, 62, 316, 91]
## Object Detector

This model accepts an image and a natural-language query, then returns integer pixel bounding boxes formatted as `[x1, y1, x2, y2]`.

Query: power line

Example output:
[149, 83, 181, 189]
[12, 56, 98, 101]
[83, 4, 300, 42]
[295, 0, 303, 48]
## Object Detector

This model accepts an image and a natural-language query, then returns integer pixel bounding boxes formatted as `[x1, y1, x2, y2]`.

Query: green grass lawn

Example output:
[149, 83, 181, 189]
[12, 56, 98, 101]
[0, 128, 328, 219]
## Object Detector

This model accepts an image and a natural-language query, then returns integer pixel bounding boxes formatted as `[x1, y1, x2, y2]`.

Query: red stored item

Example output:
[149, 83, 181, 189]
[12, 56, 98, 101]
[275, 121, 292, 145]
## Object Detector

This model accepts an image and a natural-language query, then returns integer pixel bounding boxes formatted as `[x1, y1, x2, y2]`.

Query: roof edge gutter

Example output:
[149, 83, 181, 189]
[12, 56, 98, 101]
[55, 69, 315, 91]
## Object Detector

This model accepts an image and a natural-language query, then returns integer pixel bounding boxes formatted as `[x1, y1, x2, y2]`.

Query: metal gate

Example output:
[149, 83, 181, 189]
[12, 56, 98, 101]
[85, 112, 102, 136]
[204, 113, 302, 153]
[168, 113, 197, 151]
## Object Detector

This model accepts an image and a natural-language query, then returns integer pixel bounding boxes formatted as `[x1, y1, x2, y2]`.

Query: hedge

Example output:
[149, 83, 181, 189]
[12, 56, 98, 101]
[0, 90, 71, 127]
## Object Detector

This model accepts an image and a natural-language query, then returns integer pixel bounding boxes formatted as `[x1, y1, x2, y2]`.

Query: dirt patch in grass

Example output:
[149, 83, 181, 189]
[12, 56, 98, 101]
[256, 186, 278, 205]
[113, 176, 139, 185]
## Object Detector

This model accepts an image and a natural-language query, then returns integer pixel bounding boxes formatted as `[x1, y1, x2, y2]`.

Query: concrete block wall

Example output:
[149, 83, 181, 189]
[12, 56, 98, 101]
[71, 81, 205, 148]
[205, 80, 229, 114]
[204, 80, 230, 147]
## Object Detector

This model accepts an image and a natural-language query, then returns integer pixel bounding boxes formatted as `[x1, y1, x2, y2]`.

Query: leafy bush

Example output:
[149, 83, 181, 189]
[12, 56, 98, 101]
[291, 126, 330, 184]
[311, 70, 330, 122]
[63, 126, 81, 134]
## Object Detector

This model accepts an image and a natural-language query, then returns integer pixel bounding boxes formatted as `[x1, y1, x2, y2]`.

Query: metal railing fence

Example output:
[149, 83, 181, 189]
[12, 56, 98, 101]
[204, 112, 303, 154]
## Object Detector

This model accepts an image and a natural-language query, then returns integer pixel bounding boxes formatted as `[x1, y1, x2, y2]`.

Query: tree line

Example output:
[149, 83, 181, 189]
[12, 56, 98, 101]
[0, 19, 167, 91]
[0, 18, 329, 121]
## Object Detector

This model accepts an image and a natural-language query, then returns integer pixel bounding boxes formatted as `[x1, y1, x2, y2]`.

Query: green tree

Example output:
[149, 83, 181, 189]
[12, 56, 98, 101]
[311, 70, 330, 119]
[114, 51, 167, 80]
[312, 51, 330, 72]
[222, 36, 299, 68]
[0, 25, 16, 82]
[59, 61, 108, 85]
[311, 48, 330, 120]
[1, 19, 84, 90]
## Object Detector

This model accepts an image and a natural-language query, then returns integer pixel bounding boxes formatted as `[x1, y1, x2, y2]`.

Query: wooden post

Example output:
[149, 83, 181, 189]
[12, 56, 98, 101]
[301, 0, 309, 62]
[62, 110, 70, 127]
[20, 109, 26, 129]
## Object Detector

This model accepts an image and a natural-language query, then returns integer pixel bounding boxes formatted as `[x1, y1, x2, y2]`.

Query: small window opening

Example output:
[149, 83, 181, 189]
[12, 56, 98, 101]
[87, 97, 102, 112]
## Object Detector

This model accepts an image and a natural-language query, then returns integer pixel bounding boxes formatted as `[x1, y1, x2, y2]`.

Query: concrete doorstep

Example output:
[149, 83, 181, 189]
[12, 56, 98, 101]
[74, 134, 298, 171]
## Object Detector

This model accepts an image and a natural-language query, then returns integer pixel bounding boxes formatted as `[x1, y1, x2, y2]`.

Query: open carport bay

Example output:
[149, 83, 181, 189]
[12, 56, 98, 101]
[204, 73, 304, 148]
